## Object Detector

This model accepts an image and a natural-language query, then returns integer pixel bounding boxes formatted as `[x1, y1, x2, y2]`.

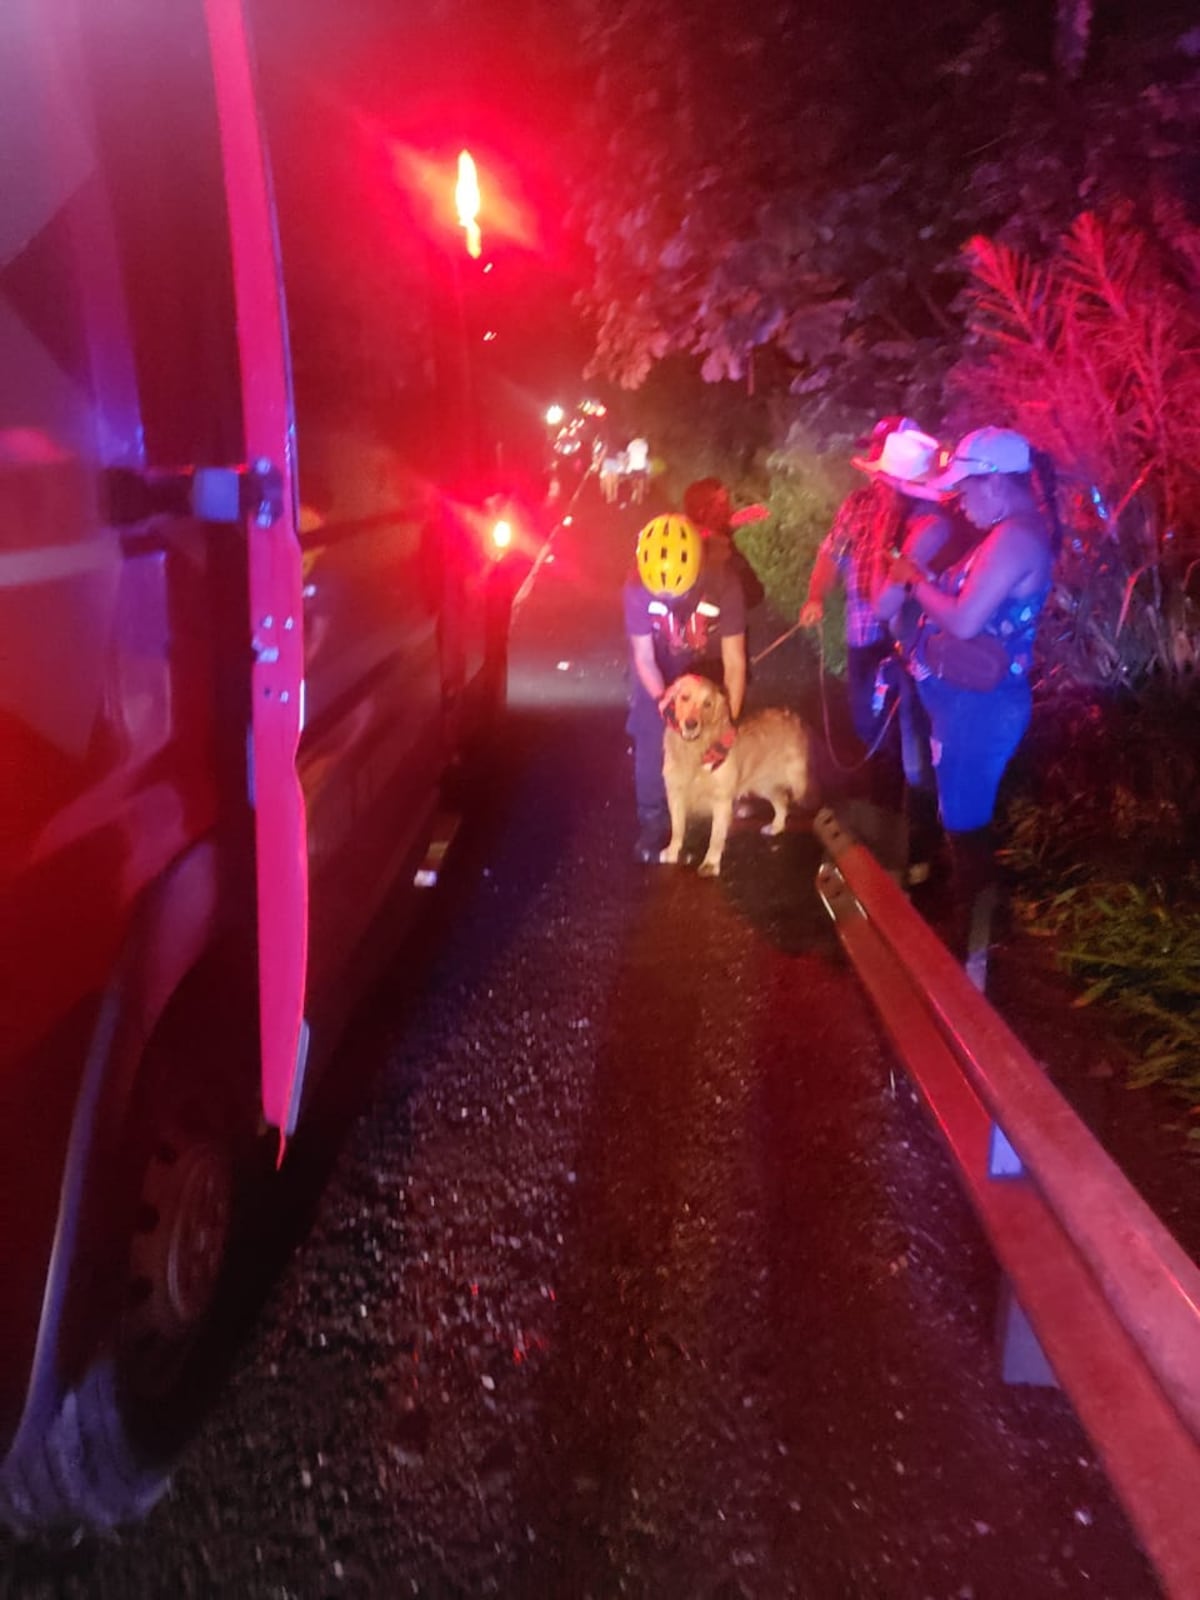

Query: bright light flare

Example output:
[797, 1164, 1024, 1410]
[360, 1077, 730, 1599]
[389, 139, 538, 252]
[545, 404, 565, 427]
[490, 518, 514, 552]
[456, 149, 482, 258]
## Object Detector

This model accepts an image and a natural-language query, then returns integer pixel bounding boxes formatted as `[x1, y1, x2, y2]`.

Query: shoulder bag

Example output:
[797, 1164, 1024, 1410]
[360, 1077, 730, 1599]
[922, 628, 1011, 693]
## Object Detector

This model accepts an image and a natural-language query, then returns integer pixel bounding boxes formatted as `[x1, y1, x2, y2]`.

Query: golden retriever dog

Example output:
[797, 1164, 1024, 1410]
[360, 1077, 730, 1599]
[660, 674, 816, 876]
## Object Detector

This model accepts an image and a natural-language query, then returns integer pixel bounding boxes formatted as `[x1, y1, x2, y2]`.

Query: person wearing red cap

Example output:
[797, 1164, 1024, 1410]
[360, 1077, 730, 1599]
[881, 426, 1059, 984]
[683, 477, 769, 611]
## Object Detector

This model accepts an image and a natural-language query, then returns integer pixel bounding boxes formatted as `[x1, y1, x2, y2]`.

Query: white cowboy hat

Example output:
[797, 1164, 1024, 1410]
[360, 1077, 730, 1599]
[851, 427, 942, 500]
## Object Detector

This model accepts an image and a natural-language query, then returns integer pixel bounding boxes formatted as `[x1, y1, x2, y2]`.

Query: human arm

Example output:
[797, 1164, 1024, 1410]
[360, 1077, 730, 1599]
[729, 503, 770, 529]
[873, 510, 955, 622]
[799, 546, 839, 627]
[887, 518, 1046, 640]
[629, 632, 666, 703]
[721, 632, 747, 721]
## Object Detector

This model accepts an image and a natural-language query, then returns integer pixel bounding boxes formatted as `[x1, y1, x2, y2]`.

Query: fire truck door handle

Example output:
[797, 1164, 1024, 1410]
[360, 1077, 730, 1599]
[103, 459, 283, 529]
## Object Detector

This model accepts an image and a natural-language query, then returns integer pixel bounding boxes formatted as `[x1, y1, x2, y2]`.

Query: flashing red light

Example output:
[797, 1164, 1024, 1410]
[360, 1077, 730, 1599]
[490, 518, 513, 552]
[456, 149, 482, 258]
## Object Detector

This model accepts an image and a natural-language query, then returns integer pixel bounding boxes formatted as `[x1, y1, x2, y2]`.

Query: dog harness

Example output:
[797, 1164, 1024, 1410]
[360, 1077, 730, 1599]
[700, 727, 736, 769]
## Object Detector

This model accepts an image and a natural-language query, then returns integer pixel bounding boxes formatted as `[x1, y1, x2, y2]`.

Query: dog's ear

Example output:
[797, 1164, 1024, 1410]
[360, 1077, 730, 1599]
[659, 679, 682, 730]
[705, 684, 733, 729]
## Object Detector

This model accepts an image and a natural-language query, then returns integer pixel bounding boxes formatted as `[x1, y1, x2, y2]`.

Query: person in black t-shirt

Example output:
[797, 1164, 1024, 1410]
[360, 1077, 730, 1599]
[623, 514, 747, 863]
[682, 477, 769, 611]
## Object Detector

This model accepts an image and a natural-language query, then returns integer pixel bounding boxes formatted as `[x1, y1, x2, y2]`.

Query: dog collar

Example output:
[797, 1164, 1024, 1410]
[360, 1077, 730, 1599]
[700, 727, 736, 769]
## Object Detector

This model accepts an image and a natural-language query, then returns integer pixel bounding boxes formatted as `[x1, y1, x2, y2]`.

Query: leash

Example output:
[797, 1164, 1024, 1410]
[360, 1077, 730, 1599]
[750, 622, 801, 665]
[747, 617, 898, 774]
[813, 622, 900, 775]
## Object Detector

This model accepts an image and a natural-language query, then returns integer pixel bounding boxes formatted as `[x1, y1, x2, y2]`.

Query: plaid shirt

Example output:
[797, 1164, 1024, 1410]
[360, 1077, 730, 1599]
[820, 482, 903, 647]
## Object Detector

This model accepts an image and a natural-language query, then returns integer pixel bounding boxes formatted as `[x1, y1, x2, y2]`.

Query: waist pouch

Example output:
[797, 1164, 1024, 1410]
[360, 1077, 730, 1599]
[922, 630, 1011, 692]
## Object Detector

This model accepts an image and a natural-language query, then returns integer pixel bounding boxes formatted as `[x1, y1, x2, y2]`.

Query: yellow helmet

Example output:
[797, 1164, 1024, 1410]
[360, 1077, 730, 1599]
[636, 514, 701, 596]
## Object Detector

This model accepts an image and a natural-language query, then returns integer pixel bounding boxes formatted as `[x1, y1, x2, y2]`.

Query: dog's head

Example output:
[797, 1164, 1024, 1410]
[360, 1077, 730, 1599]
[660, 673, 730, 742]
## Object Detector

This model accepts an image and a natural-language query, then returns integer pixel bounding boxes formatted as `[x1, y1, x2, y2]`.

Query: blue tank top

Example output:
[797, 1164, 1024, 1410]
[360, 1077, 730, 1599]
[979, 585, 1049, 677]
[918, 550, 1049, 682]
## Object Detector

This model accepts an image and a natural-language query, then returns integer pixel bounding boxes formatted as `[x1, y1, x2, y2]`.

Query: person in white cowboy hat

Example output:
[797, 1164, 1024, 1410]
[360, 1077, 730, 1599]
[801, 416, 957, 878]
[880, 425, 1060, 985]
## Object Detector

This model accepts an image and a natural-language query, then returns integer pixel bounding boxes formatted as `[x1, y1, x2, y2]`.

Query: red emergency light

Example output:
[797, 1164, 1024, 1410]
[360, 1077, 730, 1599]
[456, 149, 482, 258]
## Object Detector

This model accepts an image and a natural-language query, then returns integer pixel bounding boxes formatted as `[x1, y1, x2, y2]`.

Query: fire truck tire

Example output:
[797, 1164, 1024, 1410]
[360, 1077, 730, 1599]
[0, 967, 257, 1534]
[0, 1360, 171, 1534]
[0, 1113, 245, 1533]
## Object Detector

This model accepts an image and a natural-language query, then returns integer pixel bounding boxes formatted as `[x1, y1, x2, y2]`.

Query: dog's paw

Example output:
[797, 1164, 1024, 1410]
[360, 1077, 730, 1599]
[697, 858, 722, 878]
[760, 819, 787, 837]
[659, 846, 683, 865]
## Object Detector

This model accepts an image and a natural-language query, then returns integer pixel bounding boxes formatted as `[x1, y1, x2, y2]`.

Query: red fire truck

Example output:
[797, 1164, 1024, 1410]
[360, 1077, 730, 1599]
[0, 0, 521, 1529]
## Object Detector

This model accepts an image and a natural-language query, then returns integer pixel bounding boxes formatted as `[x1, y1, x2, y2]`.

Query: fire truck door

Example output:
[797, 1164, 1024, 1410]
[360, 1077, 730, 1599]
[205, 0, 309, 1140]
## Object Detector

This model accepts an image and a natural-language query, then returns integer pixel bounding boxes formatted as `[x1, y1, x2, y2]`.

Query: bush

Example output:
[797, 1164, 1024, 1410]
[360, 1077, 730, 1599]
[734, 444, 845, 645]
[948, 205, 1200, 691]
[1000, 686, 1200, 1114]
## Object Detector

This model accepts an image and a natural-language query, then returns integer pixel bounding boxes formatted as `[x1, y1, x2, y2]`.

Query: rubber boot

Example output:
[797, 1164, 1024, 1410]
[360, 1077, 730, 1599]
[946, 826, 999, 992]
[904, 785, 941, 888]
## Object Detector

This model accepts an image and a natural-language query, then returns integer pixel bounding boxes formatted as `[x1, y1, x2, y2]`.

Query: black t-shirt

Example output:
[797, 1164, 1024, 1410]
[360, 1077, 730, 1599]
[623, 560, 747, 684]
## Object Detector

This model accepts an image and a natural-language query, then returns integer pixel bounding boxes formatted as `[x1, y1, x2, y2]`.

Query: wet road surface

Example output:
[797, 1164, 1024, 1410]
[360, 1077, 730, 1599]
[1, 491, 1159, 1598]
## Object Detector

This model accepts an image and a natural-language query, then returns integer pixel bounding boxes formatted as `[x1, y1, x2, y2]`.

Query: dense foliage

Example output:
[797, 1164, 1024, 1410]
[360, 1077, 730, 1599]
[567, 0, 1200, 445]
[952, 207, 1200, 688]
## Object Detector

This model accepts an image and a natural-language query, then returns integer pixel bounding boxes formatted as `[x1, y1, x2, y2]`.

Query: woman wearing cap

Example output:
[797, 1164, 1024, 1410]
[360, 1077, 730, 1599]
[801, 419, 953, 873]
[882, 426, 1057, 979]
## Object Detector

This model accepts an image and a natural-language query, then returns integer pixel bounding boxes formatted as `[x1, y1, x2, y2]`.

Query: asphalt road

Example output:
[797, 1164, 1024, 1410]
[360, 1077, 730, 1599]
[1, 488, 1160, 1599]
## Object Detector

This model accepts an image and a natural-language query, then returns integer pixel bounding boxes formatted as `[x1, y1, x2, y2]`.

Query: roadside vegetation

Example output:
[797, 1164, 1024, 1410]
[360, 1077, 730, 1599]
[1002, 688, 1200, 1120]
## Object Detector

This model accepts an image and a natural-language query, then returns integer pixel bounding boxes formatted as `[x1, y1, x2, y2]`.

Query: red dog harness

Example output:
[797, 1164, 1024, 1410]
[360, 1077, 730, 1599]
[700, 727, 736, 769]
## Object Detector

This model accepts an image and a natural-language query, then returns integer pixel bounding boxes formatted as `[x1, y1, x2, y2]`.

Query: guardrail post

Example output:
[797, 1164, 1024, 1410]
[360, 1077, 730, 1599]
[997, 1281, 1058, 1386]
[967, 885, 1023, 1180]
[986, 1124, 1055, 1382]
[987, 1124, 1023, 1178]
[964, 867, 1052, 1381]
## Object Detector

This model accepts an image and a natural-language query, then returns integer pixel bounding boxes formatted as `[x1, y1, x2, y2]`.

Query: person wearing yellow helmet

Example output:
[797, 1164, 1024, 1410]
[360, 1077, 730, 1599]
[624, 513, 748, 863]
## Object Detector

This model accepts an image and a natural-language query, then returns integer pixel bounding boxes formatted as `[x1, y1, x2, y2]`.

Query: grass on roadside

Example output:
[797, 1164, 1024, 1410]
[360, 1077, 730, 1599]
[1003, 792, 1200, 1129]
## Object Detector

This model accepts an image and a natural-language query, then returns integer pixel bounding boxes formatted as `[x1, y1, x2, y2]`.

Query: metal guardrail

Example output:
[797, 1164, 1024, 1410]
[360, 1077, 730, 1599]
[813, 806, 1200, 1599]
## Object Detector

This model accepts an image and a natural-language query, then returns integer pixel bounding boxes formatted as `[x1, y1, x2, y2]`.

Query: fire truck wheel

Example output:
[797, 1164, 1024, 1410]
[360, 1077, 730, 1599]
[121, 1113, 237, 1404]
[0, 1359, 171, 1535]
[0, 970, 258, 1534]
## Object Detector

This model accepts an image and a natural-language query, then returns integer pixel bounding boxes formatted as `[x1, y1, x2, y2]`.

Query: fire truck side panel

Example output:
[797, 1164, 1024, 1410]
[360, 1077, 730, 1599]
[0, 0, 253, 1453]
